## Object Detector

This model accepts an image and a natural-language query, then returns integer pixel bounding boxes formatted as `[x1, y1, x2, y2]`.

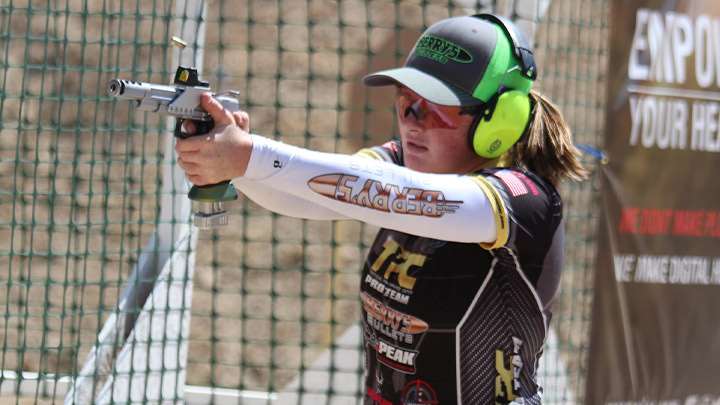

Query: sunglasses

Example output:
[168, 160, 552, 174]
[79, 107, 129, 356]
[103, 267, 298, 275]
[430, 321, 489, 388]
[395, 87, 480, 130]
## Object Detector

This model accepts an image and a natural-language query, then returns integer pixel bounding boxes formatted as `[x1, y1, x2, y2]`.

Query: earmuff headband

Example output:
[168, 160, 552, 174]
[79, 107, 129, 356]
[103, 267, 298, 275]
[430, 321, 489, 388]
[473, 14, 537, 80]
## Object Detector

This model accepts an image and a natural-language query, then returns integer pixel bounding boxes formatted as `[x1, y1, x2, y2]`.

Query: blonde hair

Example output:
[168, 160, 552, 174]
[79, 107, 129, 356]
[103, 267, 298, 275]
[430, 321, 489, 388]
[505, 90, 588, 186]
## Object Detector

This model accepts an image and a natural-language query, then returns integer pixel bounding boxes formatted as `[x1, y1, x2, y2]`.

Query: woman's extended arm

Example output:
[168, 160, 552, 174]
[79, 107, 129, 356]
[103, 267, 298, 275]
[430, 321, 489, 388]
[239, 135, 506, 245]
[174, 93, 506, 245]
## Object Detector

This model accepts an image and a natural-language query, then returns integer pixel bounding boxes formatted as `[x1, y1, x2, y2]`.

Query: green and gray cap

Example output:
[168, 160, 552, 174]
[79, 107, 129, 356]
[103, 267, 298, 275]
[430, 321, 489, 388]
[363, 15, 535, 106]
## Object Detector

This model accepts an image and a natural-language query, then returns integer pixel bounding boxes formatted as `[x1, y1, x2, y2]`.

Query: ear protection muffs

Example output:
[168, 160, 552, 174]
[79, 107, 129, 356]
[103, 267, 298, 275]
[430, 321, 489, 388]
[469, 89, 532, 158]
[468, 14, 537, 159]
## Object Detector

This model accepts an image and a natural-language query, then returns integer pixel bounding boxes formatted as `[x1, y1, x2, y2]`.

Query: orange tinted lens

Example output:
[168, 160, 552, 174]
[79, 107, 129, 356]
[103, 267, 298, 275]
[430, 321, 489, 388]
[422, 101, 464, 129]
[396, 89, 464, 129]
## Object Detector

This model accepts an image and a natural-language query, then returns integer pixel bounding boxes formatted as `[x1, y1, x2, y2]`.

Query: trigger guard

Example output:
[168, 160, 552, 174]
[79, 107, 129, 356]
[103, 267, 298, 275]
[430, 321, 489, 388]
[174, 118, 214, 139]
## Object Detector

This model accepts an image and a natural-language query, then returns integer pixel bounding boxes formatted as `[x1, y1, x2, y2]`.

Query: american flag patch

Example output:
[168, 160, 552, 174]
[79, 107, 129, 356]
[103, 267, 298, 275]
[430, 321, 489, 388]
[495, 170, 528, 197]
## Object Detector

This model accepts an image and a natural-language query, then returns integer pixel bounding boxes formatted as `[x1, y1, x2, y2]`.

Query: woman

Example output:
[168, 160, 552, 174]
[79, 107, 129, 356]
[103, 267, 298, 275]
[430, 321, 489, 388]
[176, 13, 586, 405]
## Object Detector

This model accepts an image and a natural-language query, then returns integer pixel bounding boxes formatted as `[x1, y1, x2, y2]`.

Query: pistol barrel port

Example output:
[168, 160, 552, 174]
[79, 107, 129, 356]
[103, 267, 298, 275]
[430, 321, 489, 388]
[107, 80, 125, 96]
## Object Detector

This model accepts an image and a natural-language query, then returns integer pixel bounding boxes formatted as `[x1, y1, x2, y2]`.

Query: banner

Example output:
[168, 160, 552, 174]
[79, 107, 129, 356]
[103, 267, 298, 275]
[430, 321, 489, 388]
[586, 0, 720, 403]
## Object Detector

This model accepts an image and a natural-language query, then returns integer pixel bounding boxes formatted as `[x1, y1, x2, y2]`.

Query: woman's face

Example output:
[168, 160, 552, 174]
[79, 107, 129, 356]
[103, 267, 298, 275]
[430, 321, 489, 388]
[395, 86, 486, 174]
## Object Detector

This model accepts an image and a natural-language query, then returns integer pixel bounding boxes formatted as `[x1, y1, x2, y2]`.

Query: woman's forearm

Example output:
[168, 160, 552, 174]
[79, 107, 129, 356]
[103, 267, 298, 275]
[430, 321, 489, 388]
[233, 177, 349, 220]
[240, 135, 505, 244]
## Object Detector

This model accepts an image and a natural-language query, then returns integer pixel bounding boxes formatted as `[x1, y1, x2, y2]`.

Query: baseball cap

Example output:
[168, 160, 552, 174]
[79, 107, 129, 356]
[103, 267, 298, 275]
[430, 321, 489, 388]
[363, 15, 534, 107]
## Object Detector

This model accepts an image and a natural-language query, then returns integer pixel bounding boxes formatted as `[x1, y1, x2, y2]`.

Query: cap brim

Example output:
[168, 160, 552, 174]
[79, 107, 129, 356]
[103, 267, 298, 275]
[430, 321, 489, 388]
[363, 67, 481, 107]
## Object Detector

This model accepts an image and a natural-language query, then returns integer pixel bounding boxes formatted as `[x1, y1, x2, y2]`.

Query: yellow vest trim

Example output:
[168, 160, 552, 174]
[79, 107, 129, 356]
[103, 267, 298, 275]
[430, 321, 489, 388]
[354, 148, 383, 161]
[469, 176, 510, 249]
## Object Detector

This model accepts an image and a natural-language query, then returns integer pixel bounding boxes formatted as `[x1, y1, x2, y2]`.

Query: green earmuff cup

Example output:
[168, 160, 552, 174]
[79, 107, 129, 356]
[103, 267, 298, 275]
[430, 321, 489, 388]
[471, 90, 531, 159]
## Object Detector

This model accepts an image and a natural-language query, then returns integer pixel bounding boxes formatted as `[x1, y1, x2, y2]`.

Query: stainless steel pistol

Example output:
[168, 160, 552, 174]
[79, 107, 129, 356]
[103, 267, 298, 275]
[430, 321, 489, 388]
[108, 66, 241, 229]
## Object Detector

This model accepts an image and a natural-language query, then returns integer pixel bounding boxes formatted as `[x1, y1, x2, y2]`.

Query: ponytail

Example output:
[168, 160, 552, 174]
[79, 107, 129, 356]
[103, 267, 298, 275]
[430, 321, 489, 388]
[505, 90, 588, 186]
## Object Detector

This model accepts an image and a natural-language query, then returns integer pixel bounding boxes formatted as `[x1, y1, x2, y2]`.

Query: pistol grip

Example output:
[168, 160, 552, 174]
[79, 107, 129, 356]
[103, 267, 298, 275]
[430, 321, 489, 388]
[173, 116, 238, 229]
[174, 118, 215, 139]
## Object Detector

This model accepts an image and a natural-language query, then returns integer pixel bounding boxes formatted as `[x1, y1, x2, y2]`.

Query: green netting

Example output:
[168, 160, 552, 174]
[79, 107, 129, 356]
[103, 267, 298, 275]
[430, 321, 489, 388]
[0, 0, 608, 403]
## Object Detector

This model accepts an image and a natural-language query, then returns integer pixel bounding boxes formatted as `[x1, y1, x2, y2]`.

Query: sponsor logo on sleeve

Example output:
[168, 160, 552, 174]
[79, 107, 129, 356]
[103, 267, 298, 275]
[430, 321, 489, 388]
[307, 173, 462, 217]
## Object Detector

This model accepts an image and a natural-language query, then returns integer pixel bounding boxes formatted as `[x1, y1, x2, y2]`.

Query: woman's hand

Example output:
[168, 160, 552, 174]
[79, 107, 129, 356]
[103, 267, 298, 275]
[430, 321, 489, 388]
[175, 93, 253, 185]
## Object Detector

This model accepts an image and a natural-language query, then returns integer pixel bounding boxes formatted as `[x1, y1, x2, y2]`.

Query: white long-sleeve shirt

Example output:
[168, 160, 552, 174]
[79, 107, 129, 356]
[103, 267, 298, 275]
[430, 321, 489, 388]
[233, 135, 507, 246]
